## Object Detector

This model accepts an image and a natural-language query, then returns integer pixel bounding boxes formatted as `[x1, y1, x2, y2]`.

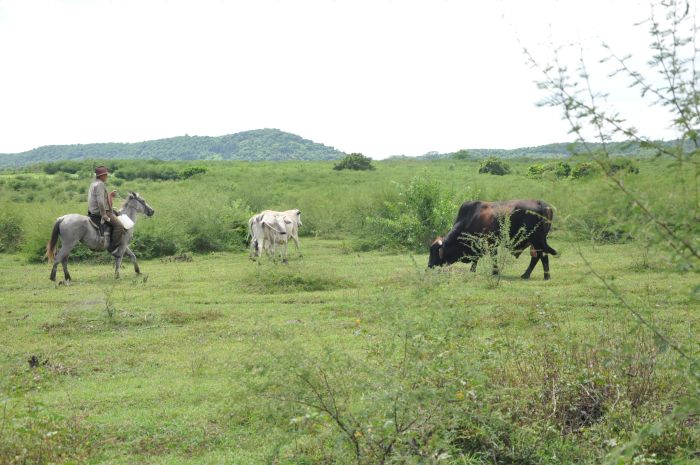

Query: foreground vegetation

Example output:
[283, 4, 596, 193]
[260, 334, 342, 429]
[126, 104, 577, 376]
[0, 157, 697, 464]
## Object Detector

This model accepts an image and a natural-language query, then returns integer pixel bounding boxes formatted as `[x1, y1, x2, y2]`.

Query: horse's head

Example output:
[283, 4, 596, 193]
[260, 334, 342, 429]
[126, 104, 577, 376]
[127, 192, 155, 217]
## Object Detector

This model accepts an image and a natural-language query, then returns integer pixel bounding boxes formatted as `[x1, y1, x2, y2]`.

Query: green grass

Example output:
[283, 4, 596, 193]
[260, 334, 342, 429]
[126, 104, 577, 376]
[1, 237, 697, 464]
[1, 157, 698, 463]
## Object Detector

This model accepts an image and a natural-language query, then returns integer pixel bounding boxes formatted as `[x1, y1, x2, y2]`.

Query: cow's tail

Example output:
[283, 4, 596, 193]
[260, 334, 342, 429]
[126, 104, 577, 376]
[45, 217, 64, 263]
[542, 205, 557, 255]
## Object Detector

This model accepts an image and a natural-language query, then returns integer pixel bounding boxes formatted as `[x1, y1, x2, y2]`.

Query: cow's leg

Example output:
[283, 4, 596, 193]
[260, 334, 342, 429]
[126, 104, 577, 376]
[281, 240, 289, 264]
[291, 235, 301, 257]
[470, 261, 477, 272]
[521, 250, 542, 280]
[490, 250, 498, 275]
[124, 247, 140, 274]
[541, 253, 551, 280]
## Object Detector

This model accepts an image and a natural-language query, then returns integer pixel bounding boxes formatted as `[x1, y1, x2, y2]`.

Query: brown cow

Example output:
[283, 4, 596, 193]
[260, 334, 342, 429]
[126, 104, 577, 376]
[428, 199, 557, 279]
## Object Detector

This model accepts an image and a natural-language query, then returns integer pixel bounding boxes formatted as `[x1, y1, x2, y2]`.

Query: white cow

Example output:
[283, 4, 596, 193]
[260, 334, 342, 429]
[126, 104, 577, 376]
[248, 211, 290, 262]
[261, 209, 302, 257]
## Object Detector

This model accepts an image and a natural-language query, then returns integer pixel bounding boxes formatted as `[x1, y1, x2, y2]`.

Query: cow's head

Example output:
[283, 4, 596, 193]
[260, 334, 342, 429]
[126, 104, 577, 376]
[428, 237, 446, 268]
[263, 214, 287, 235]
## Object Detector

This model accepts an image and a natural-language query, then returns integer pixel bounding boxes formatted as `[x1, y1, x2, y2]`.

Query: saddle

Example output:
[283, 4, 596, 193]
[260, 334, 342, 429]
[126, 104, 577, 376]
[87, 212, 111, 237]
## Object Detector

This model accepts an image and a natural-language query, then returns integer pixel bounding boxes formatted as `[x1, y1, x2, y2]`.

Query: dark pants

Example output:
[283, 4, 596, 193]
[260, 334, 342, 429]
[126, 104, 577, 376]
[106, 212, 125, 250]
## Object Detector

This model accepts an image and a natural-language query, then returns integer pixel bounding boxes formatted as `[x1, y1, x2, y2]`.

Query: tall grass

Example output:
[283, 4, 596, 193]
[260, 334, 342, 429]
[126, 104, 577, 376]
[0, 158, 691, 263]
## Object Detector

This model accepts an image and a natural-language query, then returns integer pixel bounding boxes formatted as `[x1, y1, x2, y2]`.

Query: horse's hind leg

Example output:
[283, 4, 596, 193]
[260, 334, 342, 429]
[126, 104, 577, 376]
[51, 241, 75, 284]
[61, 256, 71, 283]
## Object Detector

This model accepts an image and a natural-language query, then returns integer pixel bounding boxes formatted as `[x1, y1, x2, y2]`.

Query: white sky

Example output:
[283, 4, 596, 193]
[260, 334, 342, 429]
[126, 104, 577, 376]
[0, 0, 688, 158]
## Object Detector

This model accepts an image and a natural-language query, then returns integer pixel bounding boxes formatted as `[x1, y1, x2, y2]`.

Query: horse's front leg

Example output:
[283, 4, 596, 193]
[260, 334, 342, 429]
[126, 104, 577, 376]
[114, 254, 123, 279]
[124, 247, 140, 274]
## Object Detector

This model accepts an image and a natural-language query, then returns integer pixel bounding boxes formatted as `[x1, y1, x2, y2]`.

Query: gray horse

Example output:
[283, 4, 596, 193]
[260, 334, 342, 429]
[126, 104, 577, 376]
[46, 192, 155, 283]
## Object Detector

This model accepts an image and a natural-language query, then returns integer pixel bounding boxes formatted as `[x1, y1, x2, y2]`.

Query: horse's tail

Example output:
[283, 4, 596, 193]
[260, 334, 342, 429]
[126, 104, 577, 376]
[45, 217, 63, 263]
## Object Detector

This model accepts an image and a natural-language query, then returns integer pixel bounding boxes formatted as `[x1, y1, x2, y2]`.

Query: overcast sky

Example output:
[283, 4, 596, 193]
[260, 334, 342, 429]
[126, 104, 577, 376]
[0, 0, 687, 158]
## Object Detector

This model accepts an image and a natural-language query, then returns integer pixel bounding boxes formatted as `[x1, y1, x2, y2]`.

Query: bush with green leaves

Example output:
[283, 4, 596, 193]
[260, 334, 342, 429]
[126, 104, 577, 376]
[358, 175, 457, 251]
[478, 157, 511, 175]
[0, 209, 23, 253]
[571, 162, 597, 179]
[178, 166, 208, 179]
[527, 161, 571, 179]
[333, 153, 375, 171]
[605, 157, 639, 175]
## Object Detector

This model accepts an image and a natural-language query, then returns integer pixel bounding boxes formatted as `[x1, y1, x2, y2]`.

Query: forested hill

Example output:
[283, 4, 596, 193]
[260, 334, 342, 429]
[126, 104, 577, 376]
[410, 140, 677, 160]
[0, 129, 345, 168]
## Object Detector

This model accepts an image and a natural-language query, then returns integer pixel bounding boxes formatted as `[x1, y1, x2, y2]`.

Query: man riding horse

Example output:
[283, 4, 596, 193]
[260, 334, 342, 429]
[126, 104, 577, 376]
[88, 166, 125, 255]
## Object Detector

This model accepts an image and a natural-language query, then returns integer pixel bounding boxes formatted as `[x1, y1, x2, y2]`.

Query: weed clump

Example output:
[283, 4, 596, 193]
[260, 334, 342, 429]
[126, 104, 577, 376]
[242, 265, 350, 293]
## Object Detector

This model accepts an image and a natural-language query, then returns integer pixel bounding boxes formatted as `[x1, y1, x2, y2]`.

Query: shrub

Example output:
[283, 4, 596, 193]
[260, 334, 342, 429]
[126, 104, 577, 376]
[553, 160, 572, 178]
[130, 230, 178, 258]
[527, 161, 571, 179]
[333, 153, 375, 171]
[0, 209, 23, 253]
[358, 175, 457, 251]
[478, 157, 511, 175]
[178, 166, 208, 179]
[526, 163, 546, 178]
[115, 165, 180, 181]
[606, 157, 640, 175]
[571, 162, 597, 179]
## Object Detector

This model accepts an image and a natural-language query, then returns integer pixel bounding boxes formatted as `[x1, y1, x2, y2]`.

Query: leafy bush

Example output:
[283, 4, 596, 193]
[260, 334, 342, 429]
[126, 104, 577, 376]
[526, 163, 547, 178]
[553, 160, 572, 177]
[333, 153, 375, 171]
[478, 157, 511, 175]
[526, 161, 571, 179]
[0, 209, 23, 252]
[115, 165, 180, 181]
[571, 162, 597, 179]
[178, 166, 208, 179]
[130, 230, 178, 258]
[606, 157, 640, 175]
[358, 176, 457, 251]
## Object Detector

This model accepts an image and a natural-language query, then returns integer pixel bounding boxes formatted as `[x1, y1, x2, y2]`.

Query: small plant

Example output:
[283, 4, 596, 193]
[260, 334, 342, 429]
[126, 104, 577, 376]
[333, 153, 375, 171]
[103, 287, 117, 321]
[478, 157, 511, 175]
[458, 213, 527, 286]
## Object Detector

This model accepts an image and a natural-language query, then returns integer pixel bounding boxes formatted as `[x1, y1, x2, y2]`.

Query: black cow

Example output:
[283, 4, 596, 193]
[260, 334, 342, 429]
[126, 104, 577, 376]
[428, 199, 557, 279]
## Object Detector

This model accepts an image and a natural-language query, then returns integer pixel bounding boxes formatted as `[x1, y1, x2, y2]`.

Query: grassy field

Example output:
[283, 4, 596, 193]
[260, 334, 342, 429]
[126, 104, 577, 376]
[1, 159, 698, 464]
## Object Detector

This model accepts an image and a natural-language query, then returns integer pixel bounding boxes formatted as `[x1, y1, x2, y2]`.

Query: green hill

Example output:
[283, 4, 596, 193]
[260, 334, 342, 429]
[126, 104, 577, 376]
[0, 129, 345, 168]
[409, 140, 680, 160]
